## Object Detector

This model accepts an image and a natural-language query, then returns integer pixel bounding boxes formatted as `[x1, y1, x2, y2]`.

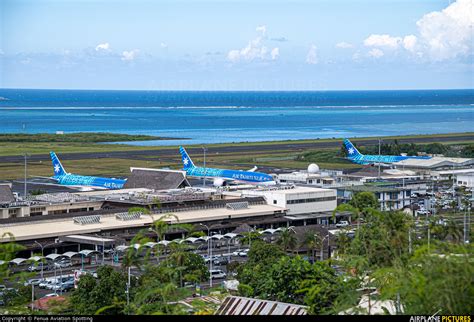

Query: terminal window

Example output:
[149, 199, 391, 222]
[287, 196, 336, 204]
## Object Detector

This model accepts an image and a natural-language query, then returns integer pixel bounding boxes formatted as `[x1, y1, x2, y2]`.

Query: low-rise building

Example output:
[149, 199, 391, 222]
[0, 192, 103, 219]
[241, 186, 337, 215]
[338, 183, 412, 211]
[456, 174, 474, 189]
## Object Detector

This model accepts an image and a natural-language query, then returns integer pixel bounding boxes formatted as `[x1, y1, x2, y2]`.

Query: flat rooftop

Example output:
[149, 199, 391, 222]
[0, 203, 286, 242]
[244, 186, 335, 195]
[395, 156, 474, 168]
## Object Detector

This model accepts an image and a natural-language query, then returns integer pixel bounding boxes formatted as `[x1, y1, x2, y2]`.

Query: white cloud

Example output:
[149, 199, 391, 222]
[364, 34, 402, 49]
[95, 42, 110, 51]
[403, 35, 418, 52]
[256, 25, 267, 36]
[271, 47, 280, 60]
[121, 49, 139, 61]
[368, 48, 384, 58]
[416, 0, 473, 61]
[227, 26, 280, 63]
[306, 44, 318, 64]
[336, 42, 353, 49]
[362, 0, 473, 61]
[160, 42, 168, 48]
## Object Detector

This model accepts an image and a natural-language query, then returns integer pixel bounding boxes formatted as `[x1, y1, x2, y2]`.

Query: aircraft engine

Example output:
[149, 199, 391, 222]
[213, 178, 226, 187]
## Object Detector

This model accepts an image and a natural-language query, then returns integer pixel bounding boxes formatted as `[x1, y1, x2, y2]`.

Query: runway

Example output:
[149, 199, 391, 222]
[0, 133, 472, 164]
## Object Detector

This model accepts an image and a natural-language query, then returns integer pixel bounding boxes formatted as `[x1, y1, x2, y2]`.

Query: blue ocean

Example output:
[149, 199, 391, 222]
[0, 89, 473, 146]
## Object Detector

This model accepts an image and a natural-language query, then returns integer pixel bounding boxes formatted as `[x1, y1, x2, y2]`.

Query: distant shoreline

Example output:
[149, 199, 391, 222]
[0, 132, 189, 143]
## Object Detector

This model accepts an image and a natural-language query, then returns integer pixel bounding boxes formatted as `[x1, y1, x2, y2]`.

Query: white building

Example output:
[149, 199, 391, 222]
[395, 156, 474, 172]
[241, 186, 337, 215]
[276, 163, 340, 187]
[431, 168, 474, 181]
[456, 174, 474, 189]
[338, 185, 412, 211]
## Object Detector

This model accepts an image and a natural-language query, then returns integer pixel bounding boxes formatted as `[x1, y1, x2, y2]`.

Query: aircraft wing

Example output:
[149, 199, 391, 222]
[248, 166, 258, 172]
[29, 176, 58, 181]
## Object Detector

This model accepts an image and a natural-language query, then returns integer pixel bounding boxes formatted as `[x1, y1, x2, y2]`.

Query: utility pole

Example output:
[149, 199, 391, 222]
[378, 138, 381, 179]
[200, 223, 212, 288]
[31, 283, 35, 313]
[202, 147, 207, 187]
[320, 234, 329, 261]
[464, 203, 467, 244]
[34, 240, 54, 280]
[24, 153, 29, 198]
[408, 229, 412, 254]
[428, 227, 431, 253]
[126, 266, 131, 312]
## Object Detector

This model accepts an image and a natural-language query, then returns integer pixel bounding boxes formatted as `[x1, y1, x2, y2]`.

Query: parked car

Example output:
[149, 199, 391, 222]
[24, 279, 43, 287]
[27, 262, 50, 272]
[202, 255, 220, 263]
[231, 249, 246, 256]
[39, 279, 56, 289]
[54, 260, 72, 268]
[51, 280, 75, 292]
[213, 257, 229, 266]
[46, 280, 60, 290]
[209, 269, 226, 279]
[336, 221, 350, 228]
[417, 209, 430, 216]
[238, 249, 250, 257]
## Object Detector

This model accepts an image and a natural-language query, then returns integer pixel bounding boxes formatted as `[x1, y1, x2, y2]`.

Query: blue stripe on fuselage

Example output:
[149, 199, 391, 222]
[349, 154, 432, 165]
[54, 174, 126, 189]
[185, 166, 273, 183]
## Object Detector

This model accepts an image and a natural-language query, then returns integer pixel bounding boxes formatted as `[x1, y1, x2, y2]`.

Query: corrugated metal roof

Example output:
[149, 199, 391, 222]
[215, 296, 307, 315]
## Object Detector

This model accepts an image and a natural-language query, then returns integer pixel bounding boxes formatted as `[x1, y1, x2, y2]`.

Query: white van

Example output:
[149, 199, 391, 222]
[209, 269, 226, 279]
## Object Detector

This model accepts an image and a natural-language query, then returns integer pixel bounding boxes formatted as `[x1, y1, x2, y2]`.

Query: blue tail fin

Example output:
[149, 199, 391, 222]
[343, 139, 362, 158]
[179, 146, 195, 170]
[50, 151, 67, 176]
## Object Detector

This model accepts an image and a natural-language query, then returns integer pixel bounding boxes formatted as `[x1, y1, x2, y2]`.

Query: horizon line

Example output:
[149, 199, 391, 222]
[1, 87, 473, 92]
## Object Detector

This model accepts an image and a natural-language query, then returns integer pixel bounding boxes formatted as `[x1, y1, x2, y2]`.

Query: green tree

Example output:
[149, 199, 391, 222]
[297, 261, 353, 314]
[149, 251, 208, 286]
[276, 228, 298, 253]
[130, 281, 186, 315]
[349, 192, 379, 211]
[69, 265, 129, 315]
[344, 209, 413, 269]
[461, 144, 474, 157]
[237, 240, 286, 297]
[0, 233, 36, 313]
[301, 232, 322, 262]
[373, 244, 474, 315]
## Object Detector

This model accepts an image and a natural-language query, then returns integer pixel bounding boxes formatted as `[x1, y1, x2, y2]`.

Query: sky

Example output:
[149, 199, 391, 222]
[0, 0, 473, 90]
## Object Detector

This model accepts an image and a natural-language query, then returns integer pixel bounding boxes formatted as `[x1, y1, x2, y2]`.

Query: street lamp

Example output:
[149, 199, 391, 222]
[34, 240, 55, 280]
[248, 226, 256, 248]
[202, 147, 208, 187]
[95, 234, 105, 265]
[200, 223, 213, 288]
[23, 153, 30, 198]
[320, 234, 329, 261]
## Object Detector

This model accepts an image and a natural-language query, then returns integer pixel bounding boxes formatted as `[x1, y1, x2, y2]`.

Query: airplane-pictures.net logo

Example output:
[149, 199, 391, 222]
[409, 316, 471, 322]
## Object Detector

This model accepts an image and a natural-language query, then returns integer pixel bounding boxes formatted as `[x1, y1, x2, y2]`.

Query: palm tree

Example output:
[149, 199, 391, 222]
[443, 219, 463, 243]
[276, 228, 298, 253]
[301, 232, 321, 263]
